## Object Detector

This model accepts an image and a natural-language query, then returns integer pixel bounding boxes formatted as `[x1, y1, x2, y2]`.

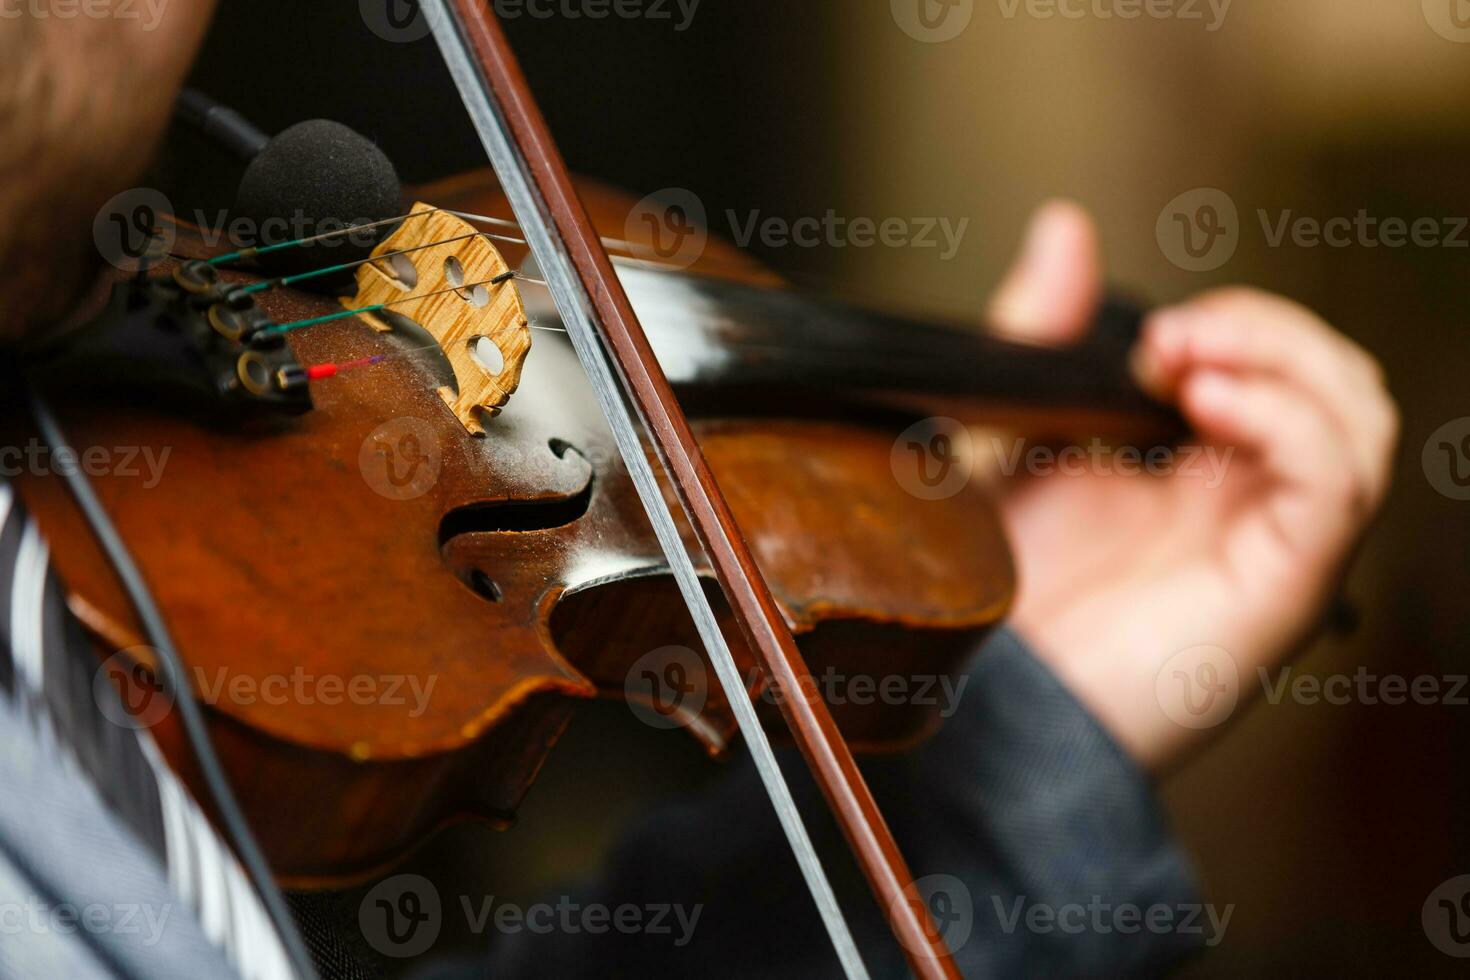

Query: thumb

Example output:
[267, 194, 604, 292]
[988, 200, 1103, 345]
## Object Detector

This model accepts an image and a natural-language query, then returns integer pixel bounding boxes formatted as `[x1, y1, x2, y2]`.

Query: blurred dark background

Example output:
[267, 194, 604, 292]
[171, 2, 1469, 975]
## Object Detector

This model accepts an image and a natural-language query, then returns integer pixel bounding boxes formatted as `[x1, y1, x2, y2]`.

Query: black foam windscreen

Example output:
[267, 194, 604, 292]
[233, 119, 402, 283]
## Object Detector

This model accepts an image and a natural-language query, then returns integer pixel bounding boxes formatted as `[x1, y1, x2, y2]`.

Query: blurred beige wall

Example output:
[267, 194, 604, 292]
[802, 1, 1470, 312]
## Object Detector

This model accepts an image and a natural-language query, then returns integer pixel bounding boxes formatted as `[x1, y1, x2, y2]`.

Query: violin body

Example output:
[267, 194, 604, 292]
[11, 171, 1012, 884]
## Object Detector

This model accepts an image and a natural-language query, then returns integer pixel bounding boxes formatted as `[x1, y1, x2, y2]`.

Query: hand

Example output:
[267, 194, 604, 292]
[983, 202, 1399, 773]
[0, 1, 217, 341]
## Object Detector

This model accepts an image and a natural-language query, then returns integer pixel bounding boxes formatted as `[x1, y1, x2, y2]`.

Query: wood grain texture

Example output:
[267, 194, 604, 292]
[347, 204, 531, 435]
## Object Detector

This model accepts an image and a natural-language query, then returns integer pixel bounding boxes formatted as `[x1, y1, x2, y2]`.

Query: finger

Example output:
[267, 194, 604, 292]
[1136, 289, 1398, 509]
[1181, 369, 1365, 554]
[987, 200, 1102, 345]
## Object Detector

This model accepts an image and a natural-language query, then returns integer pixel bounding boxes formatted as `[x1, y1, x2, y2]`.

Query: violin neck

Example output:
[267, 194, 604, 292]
[615, 266, 1180, 434]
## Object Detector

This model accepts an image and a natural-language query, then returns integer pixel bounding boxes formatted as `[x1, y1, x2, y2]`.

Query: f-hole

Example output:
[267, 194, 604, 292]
[440, 439, 599, 606]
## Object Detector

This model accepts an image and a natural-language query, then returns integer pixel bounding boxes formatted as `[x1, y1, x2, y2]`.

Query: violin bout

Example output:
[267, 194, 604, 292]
[345, 203, 531, 435]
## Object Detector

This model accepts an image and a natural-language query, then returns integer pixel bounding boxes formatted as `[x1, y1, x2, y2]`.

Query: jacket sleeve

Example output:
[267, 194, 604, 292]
[475, 628, 1210, 980]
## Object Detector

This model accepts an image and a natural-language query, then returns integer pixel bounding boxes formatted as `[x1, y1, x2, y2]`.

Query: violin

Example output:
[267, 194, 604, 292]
[8, 4, 1176, 977]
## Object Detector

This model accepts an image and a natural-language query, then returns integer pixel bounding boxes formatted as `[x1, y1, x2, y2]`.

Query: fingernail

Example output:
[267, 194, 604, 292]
[1145, 307, 1185, 346]
[1134, 309, 1185, 396]
[1129, 343, 1167, 398]
[1022, 202, 1071, 269]
[1189, 370, 1237, 409]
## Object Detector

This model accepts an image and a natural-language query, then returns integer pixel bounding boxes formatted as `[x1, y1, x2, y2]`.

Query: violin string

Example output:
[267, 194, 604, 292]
[206, 207, 445, 266]
[448, 209, 793, 282]
[263, 270, 518, 336]
[297, 319, 567, 384]
[188, 205, 862, 307]
[445, 209, 1027, 324]
[226, 230, 483, 299]
[195, 204, 745, 280]
[300, 338, 462, 379]
[447, 209, 680, 261]
[438, 210, 976, 321]
[188, 210, 1025, 339]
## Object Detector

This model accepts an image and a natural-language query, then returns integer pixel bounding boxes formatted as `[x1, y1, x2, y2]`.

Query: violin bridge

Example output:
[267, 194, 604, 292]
[345, 202, 531, 435]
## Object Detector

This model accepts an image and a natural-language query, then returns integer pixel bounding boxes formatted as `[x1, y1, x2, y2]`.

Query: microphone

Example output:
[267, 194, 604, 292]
[176, 88, 270, 162]
[177, 91, 403, 282]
